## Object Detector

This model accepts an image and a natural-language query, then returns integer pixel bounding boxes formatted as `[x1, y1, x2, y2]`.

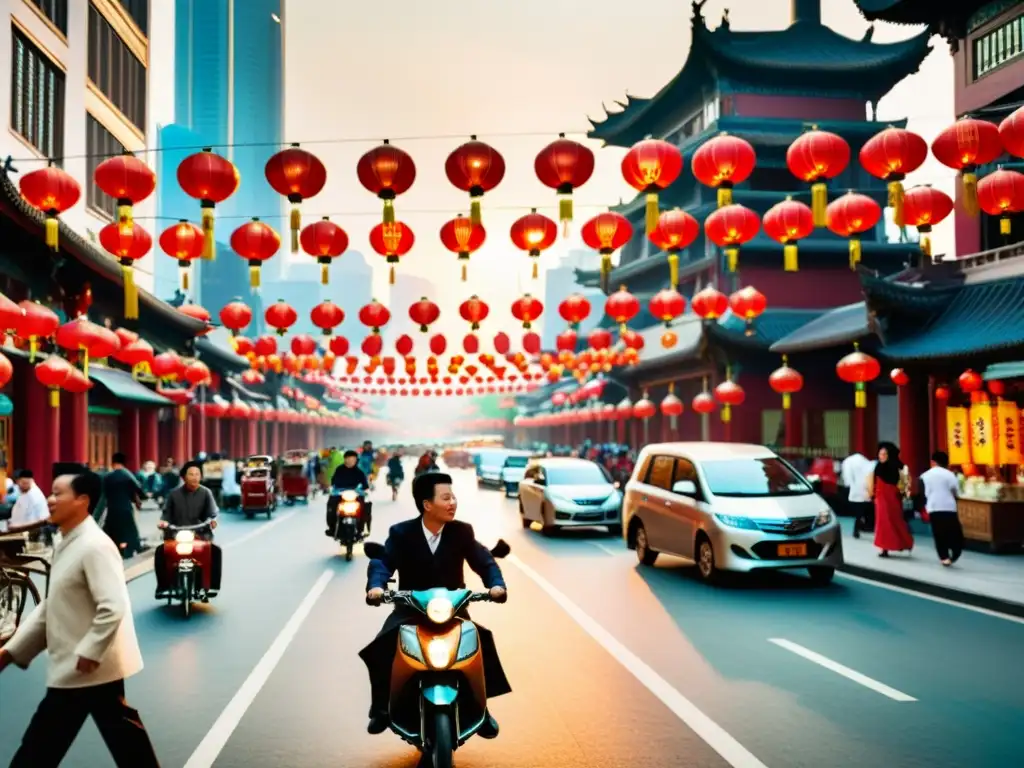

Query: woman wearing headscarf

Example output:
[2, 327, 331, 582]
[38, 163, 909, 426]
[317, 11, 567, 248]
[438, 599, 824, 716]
[866, 442, 914, 557]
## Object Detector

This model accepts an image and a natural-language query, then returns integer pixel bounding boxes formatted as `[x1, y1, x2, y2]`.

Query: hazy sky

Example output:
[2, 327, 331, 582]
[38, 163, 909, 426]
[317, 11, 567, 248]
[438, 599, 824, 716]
[284, 0, 955, 344]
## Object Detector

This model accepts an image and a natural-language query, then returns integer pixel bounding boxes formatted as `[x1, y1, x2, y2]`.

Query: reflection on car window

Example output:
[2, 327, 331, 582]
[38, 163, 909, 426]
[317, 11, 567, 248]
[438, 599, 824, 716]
[647, 456, 675, 491]
[504, 457, 529, 468]
[547, 464, 611, 485]
[700, 458, 812, 497]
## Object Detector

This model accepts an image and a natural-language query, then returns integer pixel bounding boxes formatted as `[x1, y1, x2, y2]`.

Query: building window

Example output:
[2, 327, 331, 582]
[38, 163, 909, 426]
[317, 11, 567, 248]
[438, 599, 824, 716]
[86, 114, 125, 219]
[973, 15, 1024, 79]
[87, 2, 146, 131]
[25, 0, 68, 35]
[10, 26, 65, 160]
[116, 0, 148, 36]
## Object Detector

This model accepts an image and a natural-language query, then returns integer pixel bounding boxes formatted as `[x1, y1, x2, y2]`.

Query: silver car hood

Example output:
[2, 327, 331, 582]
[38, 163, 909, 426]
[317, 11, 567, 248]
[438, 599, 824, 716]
[708, 492, 826, 519]
[548, 484, 615, 499]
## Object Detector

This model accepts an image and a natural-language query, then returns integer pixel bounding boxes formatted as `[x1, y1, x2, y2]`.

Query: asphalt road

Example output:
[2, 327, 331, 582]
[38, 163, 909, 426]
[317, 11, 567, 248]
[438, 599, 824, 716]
[1, 464, 1022, 767]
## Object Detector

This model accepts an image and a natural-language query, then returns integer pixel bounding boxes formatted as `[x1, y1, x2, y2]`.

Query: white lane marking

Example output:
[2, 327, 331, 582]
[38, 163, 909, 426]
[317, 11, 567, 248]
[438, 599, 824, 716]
[767, 638, 917, 702]
[836, 572, 1024, 626]
[183, 569, 333, 768]
[506, 554, 769, 768]
[587, 540, 621, 556]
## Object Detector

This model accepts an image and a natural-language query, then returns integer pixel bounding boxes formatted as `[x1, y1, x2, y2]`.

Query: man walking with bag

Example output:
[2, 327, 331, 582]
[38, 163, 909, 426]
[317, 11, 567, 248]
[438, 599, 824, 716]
[0, 471, 160, 767]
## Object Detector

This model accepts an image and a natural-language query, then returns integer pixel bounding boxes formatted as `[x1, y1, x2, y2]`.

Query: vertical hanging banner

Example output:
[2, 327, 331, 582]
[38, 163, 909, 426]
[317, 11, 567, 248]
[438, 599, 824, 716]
[968, 402, 995, 465]
[946, 406, 969, 465]
[998, 400, 1020, 465]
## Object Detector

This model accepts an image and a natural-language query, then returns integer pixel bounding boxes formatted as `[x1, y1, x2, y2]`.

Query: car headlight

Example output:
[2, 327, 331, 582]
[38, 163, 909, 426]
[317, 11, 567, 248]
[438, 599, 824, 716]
[425, 597, 455, 624]
[815, 509, 834, 527]
[714, 514, 760, 530]
[175, 530, 195, 543]
[426, 638, 455, 669]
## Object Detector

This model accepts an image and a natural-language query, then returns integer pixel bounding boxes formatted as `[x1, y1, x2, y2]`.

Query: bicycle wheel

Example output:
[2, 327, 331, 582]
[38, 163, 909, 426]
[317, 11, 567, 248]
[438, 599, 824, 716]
[0, 570, 41, 644]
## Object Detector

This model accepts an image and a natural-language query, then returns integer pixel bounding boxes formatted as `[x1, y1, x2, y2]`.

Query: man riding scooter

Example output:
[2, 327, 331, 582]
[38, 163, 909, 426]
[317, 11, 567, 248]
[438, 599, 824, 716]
[386, 449, 404, 501]
[155, 461, 221, 597]
[327, 450, 371, 536]
[358, 441, 377, 490]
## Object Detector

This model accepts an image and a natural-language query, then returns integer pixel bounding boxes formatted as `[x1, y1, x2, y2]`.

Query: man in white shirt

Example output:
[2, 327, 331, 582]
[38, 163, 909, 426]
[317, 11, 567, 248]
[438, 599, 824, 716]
[840, 452, 876, 538]
[0, 469, 49, 536]
[919, 451, 964, 566]
[0, 471, 160, 767]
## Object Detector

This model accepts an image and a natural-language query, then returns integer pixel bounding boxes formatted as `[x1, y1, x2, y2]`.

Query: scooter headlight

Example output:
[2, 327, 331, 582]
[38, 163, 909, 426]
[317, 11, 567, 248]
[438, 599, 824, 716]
[426, 638, 455, 669]
[175, 542, 194, 556]
[340, 503, 360, 516]
[425, 597, 455, 624]
[175, 531, 195, 543]
[341, 490, 358, 502]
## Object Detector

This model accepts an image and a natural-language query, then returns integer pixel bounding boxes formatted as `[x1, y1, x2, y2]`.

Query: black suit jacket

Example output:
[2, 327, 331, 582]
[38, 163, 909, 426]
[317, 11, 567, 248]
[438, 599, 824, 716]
[366, 518, 505, 592]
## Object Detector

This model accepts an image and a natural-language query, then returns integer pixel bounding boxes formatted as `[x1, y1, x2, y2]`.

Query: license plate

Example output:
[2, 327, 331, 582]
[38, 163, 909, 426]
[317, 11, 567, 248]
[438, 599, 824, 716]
[778, 543, 808, 557]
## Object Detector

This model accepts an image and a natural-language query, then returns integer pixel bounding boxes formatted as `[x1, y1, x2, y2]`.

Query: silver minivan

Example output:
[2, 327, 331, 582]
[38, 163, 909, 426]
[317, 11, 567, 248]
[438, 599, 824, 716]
[623, 442, 842, 584]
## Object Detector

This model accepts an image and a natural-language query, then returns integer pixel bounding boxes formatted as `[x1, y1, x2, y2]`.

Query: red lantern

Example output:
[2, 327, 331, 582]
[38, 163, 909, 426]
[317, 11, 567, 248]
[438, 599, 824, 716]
[510, 209, 558, 279]
[220, 300, 252, 336]
[253, 335, 278, 359]
[762, 197, 814, 272]
[183, 360, 211, 386]
[786, 128, 851, 226]
[265, 144, 327, 252]
[988, 379, 1006, 397]
[359, 299, 391, 334]
[704, 204, 760, 272]
[231, 218, 280, 288]
[159, 220, 204, 292]
[329, 336, 350, 357]
[300, 217, 349, 285]
[588, 328, 613, 351]
[0, 293, 23, 334]
[836, 343, 881, 408]
[119, 339, 154, 375]
[310, 300, 344, 337]
[18, 164, 81, 250]
[463, 333, 480, 354]
[357, 140, 416, 226]
[978, 168, 1024, 237]
[890, 368, 909, 386]
[648, 288, 685, 327]
[35, 355, 72, 407]
[522, 332, 542, 356]
[999, 105, 1024, 158]
[581, 212, 633, 291]
[605, 286, 640, 330]
[265, 300, 298, 336]
[535, 133, 595, 232]
[445, 137, 505, 225]
[459, 296, 489, 331]
[409, 297, 440, 333]
[691, 133, 756, 208]
[511, 295, 543, 330]
[177, 148, 239, 260]
[958, 369, 983, 393]
[291, 335, 317, 358]
[621, 138, 684, 234]
[558, 294, 591, 330]
[633, 396, 656, 421]
[930, 118, 1002, 216]
[660, 389, 684, 418]
[713, 379, 745, 423]
[429, 334, 448, 357]
[13, 301, 55, 362]
[62, 368, 93, 395]
[859, 127, 928, 226]
[769, 358, 804, 410]
[55, 317, 117, 377]
[395, 334, 414, 357]
[98, 221, 151, 320]
[615, 398, 634, 420]
[439, 216, 486, 282]
[648, 209, 699, 287]
[151, 351, 186, 382]
[556, 329, 577, 353]
[362, 334, 384, 358]
[826, 192, 883, 269]
[728, 286, 767, 334]
[902, 186, 954, 259]
[178, 304, 212, 334]
[935, 385, 950, 402]
[93, 152, 156, 228]
[369, 221, 415, 285]
[691, 391, 716, 415]
[691, 286, 728, 321]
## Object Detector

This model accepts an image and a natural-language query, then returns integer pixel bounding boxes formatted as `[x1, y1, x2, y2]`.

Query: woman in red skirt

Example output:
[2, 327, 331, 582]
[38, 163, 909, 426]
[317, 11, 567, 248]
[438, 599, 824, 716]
[867, 442, 914, 557]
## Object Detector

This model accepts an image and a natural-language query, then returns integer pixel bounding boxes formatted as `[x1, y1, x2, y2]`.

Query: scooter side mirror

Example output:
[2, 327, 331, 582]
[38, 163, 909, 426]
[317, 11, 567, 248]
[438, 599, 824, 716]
[364, 542, 386, 559]
[490, 539, 511, 559]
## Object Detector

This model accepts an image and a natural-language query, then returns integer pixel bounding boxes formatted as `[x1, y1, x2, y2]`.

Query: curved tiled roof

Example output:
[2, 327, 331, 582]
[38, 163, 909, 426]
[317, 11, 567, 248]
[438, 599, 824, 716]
[770, 302, 871, 354]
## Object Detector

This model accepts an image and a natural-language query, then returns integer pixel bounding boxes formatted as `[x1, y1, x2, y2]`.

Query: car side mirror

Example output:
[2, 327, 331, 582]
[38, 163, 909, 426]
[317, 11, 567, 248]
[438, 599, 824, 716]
[364, 542, 386, 559]
[490, 539, 511, 558]
[672, 480, 698, 497]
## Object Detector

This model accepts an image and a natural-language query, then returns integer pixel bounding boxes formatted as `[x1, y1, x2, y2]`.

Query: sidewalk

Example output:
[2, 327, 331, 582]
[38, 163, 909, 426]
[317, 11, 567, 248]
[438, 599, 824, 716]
[838, 518, 1024, 617]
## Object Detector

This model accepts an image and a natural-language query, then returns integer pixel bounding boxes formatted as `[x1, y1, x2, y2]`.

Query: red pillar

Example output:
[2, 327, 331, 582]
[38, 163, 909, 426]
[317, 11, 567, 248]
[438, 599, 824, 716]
[784, 407, 802, 449]
[191, 408, 207, 456]
[247, 419, 257, 456]
[22, 374, 57, 491]
[119, 407, 141, 470]
[141, 409, 159, 465]
[210, 417, 221, 454]
[851, 408, 868, 456]
[64, 392, 88, 465]
[172, 408, 187, 465]
[898, 378, 928, 477]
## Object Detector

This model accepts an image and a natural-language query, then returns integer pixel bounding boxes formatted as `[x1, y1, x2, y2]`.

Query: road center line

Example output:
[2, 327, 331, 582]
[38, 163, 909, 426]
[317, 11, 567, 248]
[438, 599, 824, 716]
[767, 638, 917, 702]
[506, 554, 769, 768]
[183, 568, 333, 768]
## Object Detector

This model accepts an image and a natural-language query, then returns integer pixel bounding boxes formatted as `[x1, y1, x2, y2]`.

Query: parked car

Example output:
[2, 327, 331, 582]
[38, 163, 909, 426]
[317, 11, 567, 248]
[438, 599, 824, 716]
[623, 442, 842, 584]
[475, 449, 511, 487]
[500, 455, 530, 497]
[518, 458, 622, 535]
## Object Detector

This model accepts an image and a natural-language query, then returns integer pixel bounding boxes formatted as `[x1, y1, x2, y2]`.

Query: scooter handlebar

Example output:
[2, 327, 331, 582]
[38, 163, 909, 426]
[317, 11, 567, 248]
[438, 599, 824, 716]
[165, 521, 214, 531]
[368, 590, 495, 607]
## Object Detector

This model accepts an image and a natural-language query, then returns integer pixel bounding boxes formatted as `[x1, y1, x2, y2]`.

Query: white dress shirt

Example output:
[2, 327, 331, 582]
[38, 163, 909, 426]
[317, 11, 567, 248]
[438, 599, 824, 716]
[5, 516, 143, 688]
[841, 454, 877, 503]
[5, 482, 48, 530]
[422, 521, 444, 554]
[920, 466, 959, 513]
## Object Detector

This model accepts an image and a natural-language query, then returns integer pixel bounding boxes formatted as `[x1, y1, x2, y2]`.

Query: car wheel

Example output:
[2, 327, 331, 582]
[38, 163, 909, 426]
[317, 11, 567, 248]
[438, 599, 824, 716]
[808, 566, 835, 585]
[634, 522, 658, 566]
[696, 535, 718, 583]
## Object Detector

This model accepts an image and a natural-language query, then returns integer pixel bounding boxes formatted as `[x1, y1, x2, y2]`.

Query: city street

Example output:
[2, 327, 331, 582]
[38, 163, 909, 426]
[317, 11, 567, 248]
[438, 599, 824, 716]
[1, 465, 1022, 768]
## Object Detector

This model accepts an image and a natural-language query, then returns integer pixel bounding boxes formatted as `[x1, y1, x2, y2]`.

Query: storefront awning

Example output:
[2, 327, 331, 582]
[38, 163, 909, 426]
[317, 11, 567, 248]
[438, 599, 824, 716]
[89, 367, 171, 406]
[770, 302, 870, 354]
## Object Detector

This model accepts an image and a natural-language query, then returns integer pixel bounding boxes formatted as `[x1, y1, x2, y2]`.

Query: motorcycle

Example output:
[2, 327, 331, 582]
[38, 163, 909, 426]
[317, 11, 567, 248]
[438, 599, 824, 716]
[161, 521, 215, 619]
[331, 487, 366, 561]
[364, 539, 510, 768]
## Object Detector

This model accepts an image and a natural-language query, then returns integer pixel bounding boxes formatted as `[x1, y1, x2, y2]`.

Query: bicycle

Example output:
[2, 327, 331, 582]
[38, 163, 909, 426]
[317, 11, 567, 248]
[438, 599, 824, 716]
[0, 564, 41, 645]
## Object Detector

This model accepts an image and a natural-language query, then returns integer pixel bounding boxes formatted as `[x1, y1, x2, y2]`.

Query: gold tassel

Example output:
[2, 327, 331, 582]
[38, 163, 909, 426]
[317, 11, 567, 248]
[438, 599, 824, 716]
[783, 393, 791, 410]
[888, 180, 905, 227]
[470, 199, 482, 226]
[920, 233, 932, 258]
[811, 182, 828, 227]
[122, 264, 138, 320]
[726, 248, 739, 272]
[559, 195, 572, 230]
[320, 263, 329, 285]
[532, 259, 539, 279]
[117, 203, 133, 228]
[962, 172, 979, 217]
[201, 208, 215, 260]
[717, 187, 732, 208]
[80, 346, 90, 379]
[784, 243, 798, 272]
[668, 252, 679, 287]
[49, 388, 59, 408]
[250, 266, 261, 288]
[181, 267, 190, 291]
[645, 192, 659, 234]
[29, 337, 37, 362]
[855, 385, 866, 409]
[45, 216, 58, 250]
[601, 252, 611, 291]
[722, 404, 731, 423]
[461, 263, 468, 282]
[1001, 217, 1012, 236]
[849, 239, 861, 270]
[290, 206, 301, 253]
[390, 265, 396, 284]
[383, 199, 395, 224]
[178, 404, 187, 422]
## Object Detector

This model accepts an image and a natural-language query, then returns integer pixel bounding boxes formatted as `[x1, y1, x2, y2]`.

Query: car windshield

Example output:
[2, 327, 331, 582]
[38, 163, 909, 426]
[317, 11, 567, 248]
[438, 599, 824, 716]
[547, 463, 611, 485]
[504, 456, 529, 468]
[700, 457, 812, 497]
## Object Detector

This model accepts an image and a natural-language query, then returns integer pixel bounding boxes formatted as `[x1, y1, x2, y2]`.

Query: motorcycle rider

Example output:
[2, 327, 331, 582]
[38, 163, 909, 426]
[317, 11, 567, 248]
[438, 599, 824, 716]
[361, 472, 509, 738]
[328, 450, 371, 536]
[155, 461, 221, 597]
[358, 441, 376, 488]
[386, 449, 404, 500]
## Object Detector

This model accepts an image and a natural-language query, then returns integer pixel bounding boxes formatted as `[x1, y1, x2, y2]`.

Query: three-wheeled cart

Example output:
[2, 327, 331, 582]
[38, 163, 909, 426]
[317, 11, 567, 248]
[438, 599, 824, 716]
[240, 455, 276, 519]
[280, 449, 311, 505]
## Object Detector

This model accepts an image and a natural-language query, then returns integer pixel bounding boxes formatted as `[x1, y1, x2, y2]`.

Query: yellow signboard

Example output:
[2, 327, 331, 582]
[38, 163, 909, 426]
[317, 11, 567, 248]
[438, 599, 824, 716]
[969, 403, 996, 466]
[998, 401, 1020, 465]
[946, 407, 969, 465]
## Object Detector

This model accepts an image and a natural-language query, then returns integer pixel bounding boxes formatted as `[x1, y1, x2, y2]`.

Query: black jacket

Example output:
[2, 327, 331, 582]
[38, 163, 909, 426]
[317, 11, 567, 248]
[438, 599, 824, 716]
[330, 464, 368, 490]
